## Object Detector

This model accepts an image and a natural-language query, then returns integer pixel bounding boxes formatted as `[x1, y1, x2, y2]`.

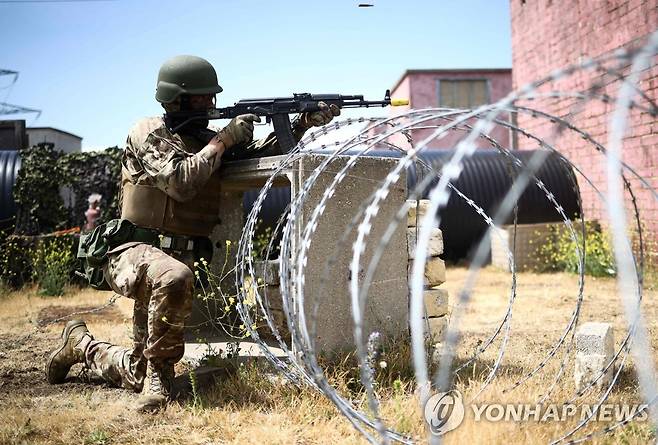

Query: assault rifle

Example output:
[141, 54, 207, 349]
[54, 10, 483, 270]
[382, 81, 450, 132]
[165, 89, 408, 154]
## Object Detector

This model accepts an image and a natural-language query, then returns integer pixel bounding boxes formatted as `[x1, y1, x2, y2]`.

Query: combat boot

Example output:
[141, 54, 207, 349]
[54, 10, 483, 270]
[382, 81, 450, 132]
[45, 319, 93, 384]
[136, 361, 175, 413]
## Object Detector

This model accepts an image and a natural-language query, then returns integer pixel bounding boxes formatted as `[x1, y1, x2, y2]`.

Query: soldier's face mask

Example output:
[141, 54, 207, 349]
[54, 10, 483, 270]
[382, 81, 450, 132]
[171, 94, 215, 135]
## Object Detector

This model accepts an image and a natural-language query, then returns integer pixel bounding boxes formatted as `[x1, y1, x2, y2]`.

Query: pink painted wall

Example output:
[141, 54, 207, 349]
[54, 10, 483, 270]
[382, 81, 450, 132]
[511, 0, 658, 236]
[390, 69, 513, 149]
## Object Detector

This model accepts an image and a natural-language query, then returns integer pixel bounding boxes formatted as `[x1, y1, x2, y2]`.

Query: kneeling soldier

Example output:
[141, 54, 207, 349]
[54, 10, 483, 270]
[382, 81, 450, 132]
[45, 55, 339, 412]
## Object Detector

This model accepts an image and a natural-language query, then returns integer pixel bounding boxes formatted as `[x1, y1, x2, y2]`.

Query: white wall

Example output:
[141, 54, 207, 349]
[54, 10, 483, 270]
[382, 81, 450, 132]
[26, 128, 81, 153]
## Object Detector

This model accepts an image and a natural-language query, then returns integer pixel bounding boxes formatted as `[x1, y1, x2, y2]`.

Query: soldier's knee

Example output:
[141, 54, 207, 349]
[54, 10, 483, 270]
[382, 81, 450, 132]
[154, 263, 194, 297]
[167, 265, 194, 293]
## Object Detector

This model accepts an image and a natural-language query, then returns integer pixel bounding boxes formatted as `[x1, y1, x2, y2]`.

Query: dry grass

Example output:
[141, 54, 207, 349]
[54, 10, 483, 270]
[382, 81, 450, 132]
[440, 267, 658, 445]
[0, 267, 656, 444]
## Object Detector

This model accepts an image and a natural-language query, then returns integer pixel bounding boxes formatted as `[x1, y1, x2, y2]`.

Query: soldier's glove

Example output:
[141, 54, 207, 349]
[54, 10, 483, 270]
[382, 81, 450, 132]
[216, 114, 261, 148]
[297, 102, 341, 130]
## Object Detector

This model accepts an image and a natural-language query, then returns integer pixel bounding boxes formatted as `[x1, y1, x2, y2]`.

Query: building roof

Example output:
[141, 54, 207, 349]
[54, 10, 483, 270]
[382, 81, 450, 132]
[26, 126, 82, 140]
[391, 68, 512, 94]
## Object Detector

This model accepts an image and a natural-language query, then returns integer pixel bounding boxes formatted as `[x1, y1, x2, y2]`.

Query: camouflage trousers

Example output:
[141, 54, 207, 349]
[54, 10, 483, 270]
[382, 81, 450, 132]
[84, 243, 194, 391]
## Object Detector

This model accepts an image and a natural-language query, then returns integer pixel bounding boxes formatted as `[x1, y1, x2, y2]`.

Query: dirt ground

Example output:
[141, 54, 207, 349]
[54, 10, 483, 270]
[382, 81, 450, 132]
[0, 267, 656, 444]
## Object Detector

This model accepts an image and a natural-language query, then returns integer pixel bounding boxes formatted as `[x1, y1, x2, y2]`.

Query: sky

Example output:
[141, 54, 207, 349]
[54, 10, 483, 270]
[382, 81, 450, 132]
[0, 0, 512, 150]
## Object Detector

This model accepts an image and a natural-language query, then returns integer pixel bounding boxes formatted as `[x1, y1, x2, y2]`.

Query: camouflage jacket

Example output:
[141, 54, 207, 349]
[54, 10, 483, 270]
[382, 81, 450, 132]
[122, 116, 300, 202]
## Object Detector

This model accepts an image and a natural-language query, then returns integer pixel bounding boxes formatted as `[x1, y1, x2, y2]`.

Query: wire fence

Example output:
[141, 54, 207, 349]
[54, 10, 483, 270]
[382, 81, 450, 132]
[230, 31, 658, 444]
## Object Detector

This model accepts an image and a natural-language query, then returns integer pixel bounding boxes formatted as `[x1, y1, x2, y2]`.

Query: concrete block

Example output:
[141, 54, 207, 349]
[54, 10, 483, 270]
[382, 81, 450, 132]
[423, 288, 449, 317]
[252, 259, 280, 286]
[296, 154, 408, 354]
[409, 257, 446, 287]
[490, 222, 569, 272]
[205, 154, 409, 354]
[261, 308, 291, 341]
[182, 340, 286, 367]
[407, 227, 444, 257]
[190, 191, 243, 329]
[261, 285, 284, 312]
[576, 322, 614, 354]
[575, 354, 614, 391]
[574, 322, 615, 391]
[425, 316, 447, 340]
[407, 199, 432, 227]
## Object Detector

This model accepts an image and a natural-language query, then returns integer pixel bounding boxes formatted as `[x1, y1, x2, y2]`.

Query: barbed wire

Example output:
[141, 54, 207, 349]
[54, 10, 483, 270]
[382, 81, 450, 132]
[227, 31, 658, 444]
[35, 31, 658, 444]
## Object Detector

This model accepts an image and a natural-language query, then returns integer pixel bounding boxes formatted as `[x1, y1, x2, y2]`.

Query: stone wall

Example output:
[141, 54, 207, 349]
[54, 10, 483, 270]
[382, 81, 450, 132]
[407, 199, 449, 340]
[208, 154, 410, 354]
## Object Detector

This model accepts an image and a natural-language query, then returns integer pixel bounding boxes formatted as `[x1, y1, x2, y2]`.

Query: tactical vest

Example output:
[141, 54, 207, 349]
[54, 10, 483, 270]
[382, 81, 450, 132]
[120, 172, 222, 237]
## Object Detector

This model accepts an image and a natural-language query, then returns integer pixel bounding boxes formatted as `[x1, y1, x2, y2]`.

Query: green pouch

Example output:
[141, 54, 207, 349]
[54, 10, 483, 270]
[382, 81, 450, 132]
[77, 219, 141, 290]
[77, 223, 111, 290]
[103, 219, 139, 247]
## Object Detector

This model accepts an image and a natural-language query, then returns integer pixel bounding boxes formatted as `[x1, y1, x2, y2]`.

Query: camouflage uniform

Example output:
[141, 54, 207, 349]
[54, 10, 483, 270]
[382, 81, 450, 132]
[84, 244, 194, 390]
[83, 117, 223, 390]
[82, 114, 292, 390]
[48, 56, 338, 411]
[82, 113, 296, 390]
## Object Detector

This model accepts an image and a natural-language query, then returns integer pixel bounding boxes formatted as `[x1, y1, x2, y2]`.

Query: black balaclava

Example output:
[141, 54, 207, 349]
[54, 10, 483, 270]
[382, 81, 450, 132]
[165, 95, 214, 142]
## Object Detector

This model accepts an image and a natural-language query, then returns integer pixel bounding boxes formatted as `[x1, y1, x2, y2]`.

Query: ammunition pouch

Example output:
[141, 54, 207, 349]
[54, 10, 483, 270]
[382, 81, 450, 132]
[77, 219, 159, 290]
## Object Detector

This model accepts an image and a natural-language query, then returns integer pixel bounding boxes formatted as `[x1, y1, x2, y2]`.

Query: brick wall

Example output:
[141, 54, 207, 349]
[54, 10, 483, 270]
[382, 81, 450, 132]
[510, 0, 658, 237]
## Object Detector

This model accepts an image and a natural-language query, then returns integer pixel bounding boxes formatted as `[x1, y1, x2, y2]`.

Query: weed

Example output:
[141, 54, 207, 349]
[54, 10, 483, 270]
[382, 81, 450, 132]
[534, 220, 616, 277]
[84, 430, 110, 445]
[194, 243, 266, 339]
[189, 369, 203, 411]
[31, 235, 76, 296]
[0, 235, 33, 289]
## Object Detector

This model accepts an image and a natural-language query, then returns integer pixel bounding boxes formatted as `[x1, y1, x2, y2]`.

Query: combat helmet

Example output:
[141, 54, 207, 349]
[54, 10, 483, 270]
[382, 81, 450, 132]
[155, 55, 223, 104]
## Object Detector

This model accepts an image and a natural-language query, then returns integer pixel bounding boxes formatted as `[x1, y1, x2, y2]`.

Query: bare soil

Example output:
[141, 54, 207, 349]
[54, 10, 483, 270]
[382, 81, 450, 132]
[1, 302, 121, 397]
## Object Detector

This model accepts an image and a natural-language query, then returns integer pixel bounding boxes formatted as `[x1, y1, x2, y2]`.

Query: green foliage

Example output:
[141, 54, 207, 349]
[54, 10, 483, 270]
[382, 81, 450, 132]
[84, 430, 110, 445]
[5, 144, 121, 290]
[58, 147, 122, 228]
[0, 231, 33, 289]
[0, 227, 78, 292]
[251, 219, 275, 261]
[13, 144, 122, 235]
[14, 144, 66, 235]
[535, 221, 616, 277]
[31, 235, 77, 296]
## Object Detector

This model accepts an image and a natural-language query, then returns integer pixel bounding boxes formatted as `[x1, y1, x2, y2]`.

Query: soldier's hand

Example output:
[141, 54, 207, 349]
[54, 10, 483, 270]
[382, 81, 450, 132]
[217, 114, 261, 148]
[299, 102, 340, 129]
